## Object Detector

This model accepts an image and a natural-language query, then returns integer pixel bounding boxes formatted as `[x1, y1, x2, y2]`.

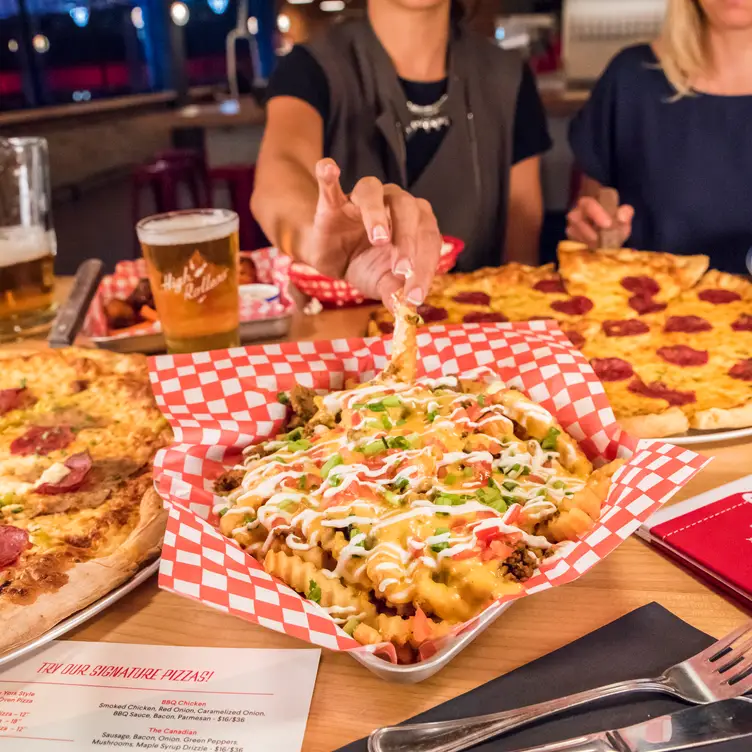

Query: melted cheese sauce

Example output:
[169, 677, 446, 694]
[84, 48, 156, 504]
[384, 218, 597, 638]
[219, 377, 588, 617]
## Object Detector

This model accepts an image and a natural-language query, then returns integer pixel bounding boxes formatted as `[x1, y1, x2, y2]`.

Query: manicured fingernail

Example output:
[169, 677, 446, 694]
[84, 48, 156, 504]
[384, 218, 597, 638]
[407, 287, 424, 305]
[372, 225, 388, 242]
[394, 259, 412, 278]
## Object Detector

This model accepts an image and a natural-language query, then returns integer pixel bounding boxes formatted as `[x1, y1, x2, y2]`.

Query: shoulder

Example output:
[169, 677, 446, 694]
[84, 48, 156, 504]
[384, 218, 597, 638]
[597, 44, 662, 86]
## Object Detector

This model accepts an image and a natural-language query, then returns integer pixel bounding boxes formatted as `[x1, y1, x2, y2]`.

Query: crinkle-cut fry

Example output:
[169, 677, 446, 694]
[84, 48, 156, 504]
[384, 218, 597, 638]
[490, 386, 592, 478]
[266, 538, 327, 569]
[263, 549, 376, 619]
[366, 546, 415, 605]
[379, 293, 419, 383]
[413, 570, 476, 622]
[313, 526, 371, 589]
[540, 458, 624, 543]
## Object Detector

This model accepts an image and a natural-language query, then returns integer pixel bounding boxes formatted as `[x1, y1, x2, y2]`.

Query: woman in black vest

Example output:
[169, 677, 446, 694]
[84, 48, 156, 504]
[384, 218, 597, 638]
[251, 0, 551, 307]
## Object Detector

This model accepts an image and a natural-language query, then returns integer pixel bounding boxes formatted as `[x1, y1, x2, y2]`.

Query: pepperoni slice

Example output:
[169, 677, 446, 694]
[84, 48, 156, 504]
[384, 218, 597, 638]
[621, 276, 660, 296]
[657, 345, 709, 367]
[417, 304, 448, 323]
[590, 358, 634, 382]
[453, 291, 491, 305]
[378, 321, 394, 334]
[10, 425, 75, 456]
[628, 379, 696, 406]
[35, 452, 93, 495]
[0, 525, 30, 569]
[564, 330, 585, 349]
[0, 388, 26, 416]
[731, 314, 752, 332]
[628, 294, 667, 315]
[664, 316, 712, 333]
[729, 359, 752, 381]
[602, 319, 650, 337]
[550, 296, 594, 316]
[698, 289, 742, 305]
[462, 311, 508, 323]
[533, 279, 566, 294]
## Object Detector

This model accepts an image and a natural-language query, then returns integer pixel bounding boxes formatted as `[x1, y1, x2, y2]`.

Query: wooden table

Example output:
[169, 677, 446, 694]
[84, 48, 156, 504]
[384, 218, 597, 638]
[4, 280, 750, 752]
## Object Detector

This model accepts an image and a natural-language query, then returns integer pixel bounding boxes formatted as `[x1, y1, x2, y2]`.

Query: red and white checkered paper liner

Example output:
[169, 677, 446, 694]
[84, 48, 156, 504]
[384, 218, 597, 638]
[82, 249, 294, 342]
[149, 320, 709, 664]
[289, 236, 464, 307]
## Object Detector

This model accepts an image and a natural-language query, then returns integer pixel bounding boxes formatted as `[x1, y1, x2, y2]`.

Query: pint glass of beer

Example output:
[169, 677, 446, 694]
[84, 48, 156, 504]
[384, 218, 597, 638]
[136, 209, 240, 353]
[0, 137, 57, 340]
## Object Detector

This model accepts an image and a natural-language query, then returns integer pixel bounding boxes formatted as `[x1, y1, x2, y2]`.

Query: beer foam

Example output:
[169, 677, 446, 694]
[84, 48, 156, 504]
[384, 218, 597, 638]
[137, 211, 239, 246]
[0, 226, 55, 268]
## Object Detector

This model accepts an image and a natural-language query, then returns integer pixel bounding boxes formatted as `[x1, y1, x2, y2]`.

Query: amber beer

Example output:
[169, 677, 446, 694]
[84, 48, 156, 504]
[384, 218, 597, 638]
[0, 226, 56, 338]
[137, 209, 240, 353]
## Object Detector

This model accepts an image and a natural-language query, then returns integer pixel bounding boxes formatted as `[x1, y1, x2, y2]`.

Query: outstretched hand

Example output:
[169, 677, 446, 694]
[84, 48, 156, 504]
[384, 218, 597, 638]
[566, 196, 634, 249]
[300, 159, 442, 310]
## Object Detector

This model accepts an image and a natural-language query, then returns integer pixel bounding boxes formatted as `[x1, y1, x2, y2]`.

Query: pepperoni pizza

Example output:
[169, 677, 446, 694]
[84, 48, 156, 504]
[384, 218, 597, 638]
[0, 348, 171, 655]
[368, 242, 752, 438]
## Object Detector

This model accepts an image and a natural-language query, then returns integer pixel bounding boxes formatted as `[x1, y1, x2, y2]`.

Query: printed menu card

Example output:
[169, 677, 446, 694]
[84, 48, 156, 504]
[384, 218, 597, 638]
[0, 641, 320, 751]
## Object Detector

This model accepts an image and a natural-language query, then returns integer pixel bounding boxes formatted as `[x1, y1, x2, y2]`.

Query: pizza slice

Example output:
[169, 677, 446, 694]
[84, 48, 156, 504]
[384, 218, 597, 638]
[557, 241, 709, 319]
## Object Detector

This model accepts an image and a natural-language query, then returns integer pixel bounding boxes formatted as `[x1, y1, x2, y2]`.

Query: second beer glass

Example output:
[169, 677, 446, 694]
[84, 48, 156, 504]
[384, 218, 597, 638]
[136, 209, 240, 353]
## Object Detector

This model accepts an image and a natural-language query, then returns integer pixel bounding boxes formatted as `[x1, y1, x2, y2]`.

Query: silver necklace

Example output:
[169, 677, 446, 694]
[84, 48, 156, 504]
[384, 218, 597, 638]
[405, 93, 450, 137]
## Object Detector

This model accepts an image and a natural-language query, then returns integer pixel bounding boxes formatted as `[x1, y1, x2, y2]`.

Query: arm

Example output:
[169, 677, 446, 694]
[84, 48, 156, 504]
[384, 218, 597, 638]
[504, 155, 543, 265]
[250, 96, 323, 262]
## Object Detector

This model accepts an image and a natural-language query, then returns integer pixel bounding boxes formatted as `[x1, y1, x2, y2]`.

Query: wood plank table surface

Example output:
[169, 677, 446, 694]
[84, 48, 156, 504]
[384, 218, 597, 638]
[3, 277, 750, 752]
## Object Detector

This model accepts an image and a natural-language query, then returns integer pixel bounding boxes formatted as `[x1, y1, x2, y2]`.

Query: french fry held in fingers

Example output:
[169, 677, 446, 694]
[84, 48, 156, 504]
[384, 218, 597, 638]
[212, 304, 624, 662]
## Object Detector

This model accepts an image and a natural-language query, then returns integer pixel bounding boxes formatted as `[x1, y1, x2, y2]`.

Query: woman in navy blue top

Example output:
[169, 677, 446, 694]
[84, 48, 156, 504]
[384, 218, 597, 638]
[567, 0, 752, 275]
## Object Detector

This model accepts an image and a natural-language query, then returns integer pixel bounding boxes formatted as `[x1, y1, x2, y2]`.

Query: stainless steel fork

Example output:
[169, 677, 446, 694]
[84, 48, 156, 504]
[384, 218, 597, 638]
[368, 621, 752, 752]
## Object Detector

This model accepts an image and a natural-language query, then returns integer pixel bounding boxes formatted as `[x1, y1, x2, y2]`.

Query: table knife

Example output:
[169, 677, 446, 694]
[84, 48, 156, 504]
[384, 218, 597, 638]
[508, 698, 752, 752]
[48, 258, 103, 348]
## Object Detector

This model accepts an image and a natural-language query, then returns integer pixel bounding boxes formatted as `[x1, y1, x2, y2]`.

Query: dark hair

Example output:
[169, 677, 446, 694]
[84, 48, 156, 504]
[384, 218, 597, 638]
[450, 0, 465, 25]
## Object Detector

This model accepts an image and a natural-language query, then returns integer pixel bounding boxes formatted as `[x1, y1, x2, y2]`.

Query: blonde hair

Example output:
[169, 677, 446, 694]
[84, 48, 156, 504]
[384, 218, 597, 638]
[656, 0, 708, 98]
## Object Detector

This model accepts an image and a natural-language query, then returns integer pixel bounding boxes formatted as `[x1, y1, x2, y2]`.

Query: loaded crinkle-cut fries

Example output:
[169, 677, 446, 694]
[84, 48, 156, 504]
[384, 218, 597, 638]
[212, 301, 624, 663]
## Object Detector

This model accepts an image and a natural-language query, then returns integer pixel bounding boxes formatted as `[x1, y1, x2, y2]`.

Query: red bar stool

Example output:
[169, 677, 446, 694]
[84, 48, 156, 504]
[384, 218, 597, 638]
[154, 149, 209, 207]
[208, 164, 267, 250]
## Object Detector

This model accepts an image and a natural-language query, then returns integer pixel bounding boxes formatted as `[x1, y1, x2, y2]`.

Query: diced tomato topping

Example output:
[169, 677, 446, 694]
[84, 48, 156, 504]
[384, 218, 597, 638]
[320, 481, 381, 509]
[504, 505, 522, 525]
[438, 466, 448, 479]
[474, 510, 496, 521]
[481, 540, 513, 562]
[423, 437, 447, 451]
[269, 516, 288, 529]
[281, 472, 317, 490]
[465, 404, 482, 422]
[527, 473, 545, 483]
[450, 517, 467, 531]
[475, 526, 503, 544]
[412, 607, 433, 644]
[468, 461, 491, 484]
[451, 548, 478, 560]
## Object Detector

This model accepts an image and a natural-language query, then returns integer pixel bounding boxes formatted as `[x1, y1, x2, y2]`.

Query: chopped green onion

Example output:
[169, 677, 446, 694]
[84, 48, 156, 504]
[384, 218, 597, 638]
[381, 414, 393, 430]
[243, 514, 255, 524]
[386, 435, 411, 450]
[552, 480, 566, 489]
[444, 473, 457, 485]
[347, 525, 362, 540]
[521, 466, 531, 476]
[510, 463, 521, 474]
[297, 475, 308, 491]
[383, 490, 402, 506]
[363, 440, 386, 456]
[329, 475, 343, 487]
[477, 394, 486, 407]
[541, 427, 561, 451]
[502, 480, 518, 492]
[218, 508, 229, 517]
[427, 410, 438, 422]
[276, 391, 289, 405]
[278, 498, 297, 511]
[391, 477, 409, 492]
[396, 418, 407, 427]
[321, 454, 343, 478]
[307, 580, 322, 604]
[366, 401, 387, 412]
[406, 433, 420, 446]
[287, 439, 311, 452]
[536, 489, 547, 497]
[351, 403, 365, 410]
[286, 428, 303, 441]
[343, 617, 360, 636]
[382, 395, 401, 407]
[431, 541, 450, 553]
[434, 527, 449, 536]
[463, 467, 474, 477]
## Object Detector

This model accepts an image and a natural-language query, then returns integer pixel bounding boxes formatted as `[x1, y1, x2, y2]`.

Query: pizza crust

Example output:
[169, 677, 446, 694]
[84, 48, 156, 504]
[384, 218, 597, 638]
[0, 487, 166, 655]
[690, 401, 752, 432]
[618, 408, 690, 439]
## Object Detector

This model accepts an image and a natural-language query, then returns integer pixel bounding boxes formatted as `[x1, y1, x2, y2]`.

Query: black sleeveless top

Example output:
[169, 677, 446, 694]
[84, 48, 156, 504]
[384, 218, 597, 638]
[570, 45, 752, 275]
